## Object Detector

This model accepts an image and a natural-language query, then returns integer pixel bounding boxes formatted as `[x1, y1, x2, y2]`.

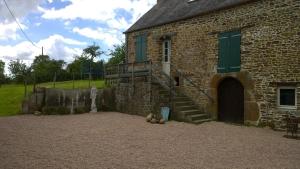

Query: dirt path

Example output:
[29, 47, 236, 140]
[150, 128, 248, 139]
[0, 112, 299, 169]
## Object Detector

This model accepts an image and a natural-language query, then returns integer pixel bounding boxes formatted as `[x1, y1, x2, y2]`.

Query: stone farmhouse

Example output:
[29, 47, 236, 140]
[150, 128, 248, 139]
[105, 0, 300, 127]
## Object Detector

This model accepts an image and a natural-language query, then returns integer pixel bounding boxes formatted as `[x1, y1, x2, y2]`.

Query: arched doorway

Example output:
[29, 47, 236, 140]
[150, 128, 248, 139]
[218, 78, 244, 124]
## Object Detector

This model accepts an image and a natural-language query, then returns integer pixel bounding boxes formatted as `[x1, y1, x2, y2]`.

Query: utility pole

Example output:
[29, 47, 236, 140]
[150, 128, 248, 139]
[42, 46, 44, 56]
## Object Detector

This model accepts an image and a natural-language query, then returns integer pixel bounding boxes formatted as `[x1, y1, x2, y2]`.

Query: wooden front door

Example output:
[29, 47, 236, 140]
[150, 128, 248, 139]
[162, 40, 171, 76]
[218, 78, 244, 123]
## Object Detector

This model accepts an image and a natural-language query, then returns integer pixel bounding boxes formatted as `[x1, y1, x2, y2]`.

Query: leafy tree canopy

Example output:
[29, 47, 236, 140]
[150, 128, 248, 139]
[8, 59, 30, 83]
[32, 55, 66, 83]
[0, 60, 5, 86]
[83, 43, 104, 61]
[107, 42, 125, 66]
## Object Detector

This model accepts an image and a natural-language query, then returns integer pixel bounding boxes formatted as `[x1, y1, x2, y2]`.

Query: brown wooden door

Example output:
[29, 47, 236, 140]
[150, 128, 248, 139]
[218, 78, 244, 124]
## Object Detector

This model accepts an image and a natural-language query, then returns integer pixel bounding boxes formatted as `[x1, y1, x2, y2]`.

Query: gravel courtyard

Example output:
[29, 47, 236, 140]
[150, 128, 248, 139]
[0, 112, 299, 169]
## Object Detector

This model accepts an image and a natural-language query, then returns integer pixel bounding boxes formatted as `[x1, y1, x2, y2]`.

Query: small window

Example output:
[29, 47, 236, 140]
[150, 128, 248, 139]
[277, 87, 297, 109]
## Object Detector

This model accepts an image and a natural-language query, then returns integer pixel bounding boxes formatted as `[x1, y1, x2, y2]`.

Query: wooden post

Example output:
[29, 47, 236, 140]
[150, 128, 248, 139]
[72, 72, 75, 89]
[89, 57, 92, 88]
[169, 63, 173, 117]
[53, 72, 56, 88]
[24, 76, 27, 98]
[132, 62, 134, 94]
[149, 60, 152, 107]
[103, 64, 107, 85]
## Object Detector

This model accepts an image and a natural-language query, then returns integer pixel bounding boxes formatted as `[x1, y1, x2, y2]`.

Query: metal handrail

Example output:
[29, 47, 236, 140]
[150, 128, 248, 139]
[105, 59, 213, 102]
[170, 63, 214, 102]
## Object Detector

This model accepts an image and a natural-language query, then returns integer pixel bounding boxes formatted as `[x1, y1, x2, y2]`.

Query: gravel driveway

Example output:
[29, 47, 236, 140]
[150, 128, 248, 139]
[0, 112, 299, 169]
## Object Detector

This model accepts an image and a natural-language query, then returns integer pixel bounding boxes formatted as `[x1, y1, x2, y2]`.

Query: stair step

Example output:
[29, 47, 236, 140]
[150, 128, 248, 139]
[174, 101, 194, 106]
[188, 114, 209, 121]
[180, 109, 202, 116]
[191, 119, 212, 124]
[173, 97, 190, 102]
[176, 105, 198, 111]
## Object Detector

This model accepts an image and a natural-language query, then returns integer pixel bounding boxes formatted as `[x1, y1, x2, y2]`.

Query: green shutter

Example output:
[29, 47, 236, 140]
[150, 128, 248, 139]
[218, 31, 241, 73]
[135, 36, 141, 62]
[135, 35, 147, 62]
[141, 35, 147, 61]
[218, 32, 230, 73]
[229, 31, 241, 72]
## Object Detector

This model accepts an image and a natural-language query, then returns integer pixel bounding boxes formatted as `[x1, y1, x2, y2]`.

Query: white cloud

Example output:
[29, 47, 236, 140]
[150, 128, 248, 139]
[0, 21, 27, 40]
[38, 34, 85, 61]
[35, 22, 42, 26]
[40, 0, 156, 48]
[0, 0, 43, 21]
[0, 34, 86, 73]
[73, 27, 122, 47]
[107, 17, 131, 30]
[39, 34, 87, 46]
[41, 0, 156, 28]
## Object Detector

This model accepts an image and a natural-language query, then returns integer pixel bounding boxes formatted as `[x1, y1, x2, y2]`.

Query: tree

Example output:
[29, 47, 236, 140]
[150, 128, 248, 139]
[8, 59, 30, 83]
[83, 43, 104, 61]
[31, 55, 66, 83]
[107, 42, 125, 66]
[67, 55, 90, 79]
[83, 43, 104, 85]
[0, 60, 5, 87]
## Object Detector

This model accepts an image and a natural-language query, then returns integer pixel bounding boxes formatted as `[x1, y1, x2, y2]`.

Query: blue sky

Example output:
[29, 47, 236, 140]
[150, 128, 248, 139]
[0, 0, 156, 73]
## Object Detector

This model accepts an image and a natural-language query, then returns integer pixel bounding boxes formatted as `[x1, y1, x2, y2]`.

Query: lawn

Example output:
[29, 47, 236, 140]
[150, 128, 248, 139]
[0, 80, 105, 116]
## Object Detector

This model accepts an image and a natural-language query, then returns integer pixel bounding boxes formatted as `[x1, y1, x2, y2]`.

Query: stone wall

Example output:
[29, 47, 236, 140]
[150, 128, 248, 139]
[115, 77, 164, 117]
[22, 88, 116, 114]
[126, 0, 300, 125]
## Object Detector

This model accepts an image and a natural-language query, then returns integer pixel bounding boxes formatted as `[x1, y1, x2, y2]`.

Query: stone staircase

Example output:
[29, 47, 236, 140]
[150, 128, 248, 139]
[151, 65, 212, 125]
[159, 89, 212, 124]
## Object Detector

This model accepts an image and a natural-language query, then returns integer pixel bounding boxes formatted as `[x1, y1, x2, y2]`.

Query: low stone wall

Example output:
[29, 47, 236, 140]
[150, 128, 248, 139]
[22, 87, 115, 114]
[115, 78, 162, 117]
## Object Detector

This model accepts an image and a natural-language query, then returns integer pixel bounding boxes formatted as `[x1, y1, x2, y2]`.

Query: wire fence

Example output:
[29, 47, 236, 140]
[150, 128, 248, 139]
[35, 72, 104, 88]
[16, 71, 106, 98]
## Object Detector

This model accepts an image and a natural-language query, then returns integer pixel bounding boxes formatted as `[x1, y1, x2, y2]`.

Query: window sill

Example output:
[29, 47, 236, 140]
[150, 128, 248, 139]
[277, 106, 297, 110]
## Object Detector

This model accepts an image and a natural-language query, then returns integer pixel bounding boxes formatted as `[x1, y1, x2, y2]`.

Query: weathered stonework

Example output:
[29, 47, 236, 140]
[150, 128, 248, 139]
[22, 88, 116, 114]
[125, 0, 300, 125]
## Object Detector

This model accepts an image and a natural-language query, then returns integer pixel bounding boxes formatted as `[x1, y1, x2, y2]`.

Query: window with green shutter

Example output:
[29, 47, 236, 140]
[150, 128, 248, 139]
[135, 35, 147, 62]
[218, 30, 241, 73]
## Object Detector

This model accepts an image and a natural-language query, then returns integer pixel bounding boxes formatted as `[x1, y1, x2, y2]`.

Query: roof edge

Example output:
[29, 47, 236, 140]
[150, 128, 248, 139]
[124, 0, 259, 34]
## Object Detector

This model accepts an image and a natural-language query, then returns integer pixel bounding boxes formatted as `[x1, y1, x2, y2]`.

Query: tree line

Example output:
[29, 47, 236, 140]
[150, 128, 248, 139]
[0, 43, 125, 86]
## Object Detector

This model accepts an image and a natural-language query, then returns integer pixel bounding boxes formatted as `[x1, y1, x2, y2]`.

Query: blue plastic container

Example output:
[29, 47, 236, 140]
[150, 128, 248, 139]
[161, 107, 170, 121]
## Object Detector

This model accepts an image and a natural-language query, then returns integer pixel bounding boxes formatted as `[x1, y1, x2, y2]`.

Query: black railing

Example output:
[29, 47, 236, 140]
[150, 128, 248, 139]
[170, 63, 214, 102]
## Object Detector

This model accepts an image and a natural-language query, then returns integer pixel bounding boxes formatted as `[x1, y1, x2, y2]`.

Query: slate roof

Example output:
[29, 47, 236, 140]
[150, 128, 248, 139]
[125, 0, 255, 33]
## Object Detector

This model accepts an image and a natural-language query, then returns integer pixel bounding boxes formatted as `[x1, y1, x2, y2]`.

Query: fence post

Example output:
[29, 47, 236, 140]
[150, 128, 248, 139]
[72, 72, 75, 89]
[53, 72, 56, 88]
[24, 76, 27, 98]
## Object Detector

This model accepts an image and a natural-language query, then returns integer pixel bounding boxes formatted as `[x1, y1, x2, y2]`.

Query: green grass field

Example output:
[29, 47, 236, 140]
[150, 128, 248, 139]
[0, 80, 106, 116]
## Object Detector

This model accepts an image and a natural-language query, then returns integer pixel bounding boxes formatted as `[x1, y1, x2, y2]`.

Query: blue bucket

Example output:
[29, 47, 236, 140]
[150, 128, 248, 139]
[161, 107, 170, 121]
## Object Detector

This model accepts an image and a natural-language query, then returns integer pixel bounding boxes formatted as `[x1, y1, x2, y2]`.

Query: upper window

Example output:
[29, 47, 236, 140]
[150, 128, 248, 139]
[218, 30, 241, 73]
[277, 87, 297, 109]
[135, 35, 147, 62]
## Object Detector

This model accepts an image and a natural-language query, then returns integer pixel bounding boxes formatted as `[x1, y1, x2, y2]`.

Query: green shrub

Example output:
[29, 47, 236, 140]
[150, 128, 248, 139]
[42, 106, 70, 115]
[74, 106, 89, 114]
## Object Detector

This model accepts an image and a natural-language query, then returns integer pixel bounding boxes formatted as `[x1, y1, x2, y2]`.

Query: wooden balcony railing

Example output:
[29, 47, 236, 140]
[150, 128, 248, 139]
[105, 60, 151, 79]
